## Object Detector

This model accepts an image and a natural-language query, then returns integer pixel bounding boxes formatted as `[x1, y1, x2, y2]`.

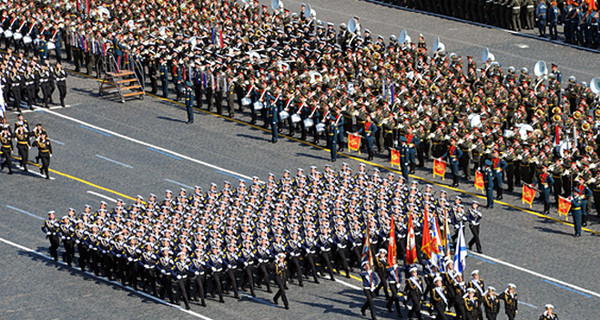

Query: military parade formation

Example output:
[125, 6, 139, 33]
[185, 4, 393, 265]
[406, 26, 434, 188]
[0, 0, 598, 236]
[40, 163, 559, 319]
[378, 0, 599, 47]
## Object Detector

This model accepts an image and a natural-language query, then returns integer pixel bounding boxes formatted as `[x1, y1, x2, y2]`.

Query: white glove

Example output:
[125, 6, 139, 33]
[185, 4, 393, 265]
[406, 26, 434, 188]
[177, 275, 182, 280]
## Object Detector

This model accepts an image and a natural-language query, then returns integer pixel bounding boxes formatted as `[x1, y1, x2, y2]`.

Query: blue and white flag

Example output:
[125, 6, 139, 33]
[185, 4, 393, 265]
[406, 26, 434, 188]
[0, 82, 6, 118]
[453, 223, 467, 275]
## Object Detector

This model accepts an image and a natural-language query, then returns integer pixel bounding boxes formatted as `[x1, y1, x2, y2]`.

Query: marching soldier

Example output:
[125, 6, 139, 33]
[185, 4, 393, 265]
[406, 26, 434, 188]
[173, 251, 192, 310]
[272, 252, 290, 309]
[431, 276, 449, 320]
[32, 131, 52, 179]
[443, 137, 464, 188]
[14, 123, 29, 171]
[41, 211, 60, 261]
[54, 63, 67, 107]
[360, 261, 380, 320]
[208, 246, 226, 303]
[59, 215, 75, 267]
[498, 283, 518, 320]
[189, 248, 207, 306]
[0, 126, 13, 174]
[539, 304, 558, 320]
[404, 266, 424, 320]
[467, 202, 483, 253]
[385, 258, 403, 317]
[184, 81, 194, 124]
[464, 288, 481, 320]
[483, 286, 501, 320]
[157, 247, 175, 304]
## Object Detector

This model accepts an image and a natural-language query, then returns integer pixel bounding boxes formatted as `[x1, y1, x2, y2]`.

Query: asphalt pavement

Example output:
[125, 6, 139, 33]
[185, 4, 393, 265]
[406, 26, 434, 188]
[1, 2, 600, 319]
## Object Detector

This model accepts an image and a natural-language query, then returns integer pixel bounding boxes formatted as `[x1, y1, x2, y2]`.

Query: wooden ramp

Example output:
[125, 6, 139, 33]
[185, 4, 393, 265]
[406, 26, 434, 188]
[99, 70, 145, 103]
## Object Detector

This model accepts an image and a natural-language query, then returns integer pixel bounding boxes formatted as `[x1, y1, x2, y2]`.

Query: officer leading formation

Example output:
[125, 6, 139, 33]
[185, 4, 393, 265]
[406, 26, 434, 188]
[41, 163, 559, 319]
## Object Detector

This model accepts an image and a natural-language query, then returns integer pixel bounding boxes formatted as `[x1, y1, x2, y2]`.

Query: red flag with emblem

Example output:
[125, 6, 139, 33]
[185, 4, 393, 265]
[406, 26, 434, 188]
[391, 148, 400, 167]
[387, 217, 396, 267]
[558, 196, 571, 220]
[474, 170, 484, 194]
[348, 133, 361, 152]
[406, 214, 417, 265]
[433, 158, 446, 180]
[522, 184, 536, 208]
[421, 207, 432, 259]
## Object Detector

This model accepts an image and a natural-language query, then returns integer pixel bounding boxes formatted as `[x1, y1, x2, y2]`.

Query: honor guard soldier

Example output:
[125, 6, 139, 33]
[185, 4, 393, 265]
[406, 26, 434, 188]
[224, 242, 241, 299]
[464, 288, 481, 320]
[360, 261, 380, 320]
[399, 136, 411, 181]
[59, 215, 75, 267]
[405, 126, 421, 174]
[385, 258, 403, 317]
[32, 131, 52, 179]
[327, 118, 337, 162]
[273, 252, 290, 309]
[140, 243, 159, 296]
[267, 93, 279, 143]
[431, 276, 449, 320]
[539, 304, 558, 320]
[74, 220, 89, 272]
[208, 246, 226, 302]
[483, 286, 500, 320]
[535, 164, 554, 214]
[159, 57, 168, 98]
[173, 251, 192, 310]
[443, 137, 463, 187]
[483, 160, 495, 208]
[373, 249, 390, 300]
[189, 248, 207, 306]
[184, 80, 194, 124]
[14, 123, 29, 171]
[467, 202, 483, 253]
[54, 63, 67, 107]
[157, 247, 175, 304]
[404, 266, 424, 320]
[570, 188, 584, 237]
[357, 115, 378, 161]
[498, 283, 518, 320]
[0, 126, 13, 174]
[41, 211, 60, 261]
[491, 151, 508, 199]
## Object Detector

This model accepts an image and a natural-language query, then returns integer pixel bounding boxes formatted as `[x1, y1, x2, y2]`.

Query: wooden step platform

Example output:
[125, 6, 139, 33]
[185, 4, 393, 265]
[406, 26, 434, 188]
[99, 69, 145, 103]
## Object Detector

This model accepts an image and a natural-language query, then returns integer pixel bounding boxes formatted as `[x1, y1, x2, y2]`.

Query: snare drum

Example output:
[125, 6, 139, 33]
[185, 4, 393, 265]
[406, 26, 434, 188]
[253, 101, 264, 111]
[303, 118, 314, 128]
[316, 122, 326, 133]
[47, 41, 56, 50]
[291, 113, 301, 124]
[23, 36, 32, 44]
[13, 32, 22, 41]
[4, 30, 13, 38]
[241, 97, 251, 106]
[279, 110, 289, 121]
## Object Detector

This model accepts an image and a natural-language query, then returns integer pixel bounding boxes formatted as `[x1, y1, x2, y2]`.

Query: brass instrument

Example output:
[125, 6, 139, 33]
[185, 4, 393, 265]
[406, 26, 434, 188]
[552, 106, 561, 114]
[430, 84, 439, 92]
[473, 96, 480, 104]
[486, 97, 493, 105]
[418, 79, 426, 87]
[574, 110, 582, 120]
[582, 121, 591, 131]
[363, 78, 373, 87]
[456, 87, 463, 95]
[585, 145, 593, 153]
[373, 52, 380, 60]
[595, 108, 600, 118]
[552, 114, 561, 122]
[535, 109, 544, 117]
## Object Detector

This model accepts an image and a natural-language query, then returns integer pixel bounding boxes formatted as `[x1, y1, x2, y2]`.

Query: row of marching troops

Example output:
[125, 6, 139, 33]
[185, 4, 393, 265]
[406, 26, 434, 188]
[0, 49, 68, 111]
[3, 2, 600, 218]
[379, 0, 600, 48]
[40, 164, 557, 319]
[0, 114, 52, 178]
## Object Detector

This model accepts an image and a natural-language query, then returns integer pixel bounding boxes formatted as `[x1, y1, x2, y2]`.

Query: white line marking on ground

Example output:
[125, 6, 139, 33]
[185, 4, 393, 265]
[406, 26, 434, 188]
[469, 251, 600, 299]
[239, 293, 276, 307]
[51, 139, 66, 145]
[0, 236, 215, 320]
[86, 190, 118, 203]
[165, 178, 194, 190]
[37, 107, 258, 183]
[29, 170, 56, 180]
[6, 205, 44, 220]
[334, 278, 362, 290]
[95, 154, 134, 168]
[518, 301, 538, 309]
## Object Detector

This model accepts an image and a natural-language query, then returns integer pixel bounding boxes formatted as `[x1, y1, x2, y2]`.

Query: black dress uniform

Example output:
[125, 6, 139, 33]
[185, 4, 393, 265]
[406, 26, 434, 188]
[272, 253, 289, 309]
[54, 64, 67, 107]
[41, 212, 60, 261]
[431, 278, 450, 320]
[404, 267, 424, 320]
[189, 250, 207, 306]
[74, 224, 89, 271]
[173, 253, 191, 310]
[483, 288, 500, 320]
[0, 127, 13, 174]
[59, 218, 75, 266]
[32, 132, 52, 179]
[139, 245, 159, 296]
[498, 285, 518, 320]
[157, 250, 175, 303]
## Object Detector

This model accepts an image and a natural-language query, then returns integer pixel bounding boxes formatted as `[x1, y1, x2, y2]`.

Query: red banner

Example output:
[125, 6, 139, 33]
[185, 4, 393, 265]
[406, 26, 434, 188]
[433, 158, 446, 180]
[348, 133, 361, 152]
[522, 184, 536, 208]
[390, 148, 400, 167]
[387, 217, 396, 267]
[421, 207, 432, 259]
[406, 213, 417, 265]
[558, 196, 571, 220]
[474, 170, 484, 194]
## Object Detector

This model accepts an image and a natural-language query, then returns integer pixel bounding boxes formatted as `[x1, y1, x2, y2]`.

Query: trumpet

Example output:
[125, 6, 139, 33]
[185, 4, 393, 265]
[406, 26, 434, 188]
[585, 145, 593, 153]
[473, 96, 480, 104]
[582, 122, 591, 131]
[552, 114, 561, 122]
[574, 110, 582, 120]
[552, 106, 561, 114]
[535, 109, 544, 117]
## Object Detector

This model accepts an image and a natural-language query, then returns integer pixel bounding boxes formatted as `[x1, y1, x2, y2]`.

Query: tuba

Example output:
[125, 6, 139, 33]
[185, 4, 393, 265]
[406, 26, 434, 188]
[535, 109, 544, 117]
